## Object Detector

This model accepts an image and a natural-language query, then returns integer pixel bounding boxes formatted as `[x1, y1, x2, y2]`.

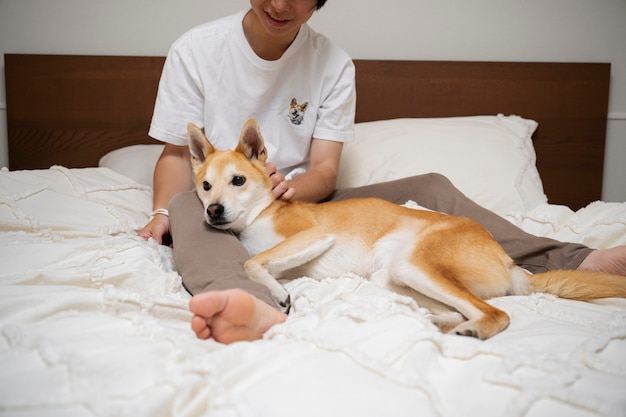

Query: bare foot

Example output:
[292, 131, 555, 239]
[578, 246, 626, 277]
[189, 289, 287, 344]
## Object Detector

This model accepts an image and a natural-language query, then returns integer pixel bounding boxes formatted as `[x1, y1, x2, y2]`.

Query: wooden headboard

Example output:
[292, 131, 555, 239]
[5, 54, 610, 210]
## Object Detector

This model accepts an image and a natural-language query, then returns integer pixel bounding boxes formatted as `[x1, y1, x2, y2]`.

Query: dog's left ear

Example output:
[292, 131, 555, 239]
[237, 118, 268, 163]
[187, 123, 215, 168]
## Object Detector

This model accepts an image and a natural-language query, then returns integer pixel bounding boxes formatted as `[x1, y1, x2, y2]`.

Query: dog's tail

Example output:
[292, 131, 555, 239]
[522, 269, 626, 301]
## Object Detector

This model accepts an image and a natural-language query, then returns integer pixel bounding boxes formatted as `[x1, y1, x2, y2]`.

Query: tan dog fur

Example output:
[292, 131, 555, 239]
[188, 119, 626, 340]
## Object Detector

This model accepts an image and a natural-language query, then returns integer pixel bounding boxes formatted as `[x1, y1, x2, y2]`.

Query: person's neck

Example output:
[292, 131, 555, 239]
[242, 10, 299, 61]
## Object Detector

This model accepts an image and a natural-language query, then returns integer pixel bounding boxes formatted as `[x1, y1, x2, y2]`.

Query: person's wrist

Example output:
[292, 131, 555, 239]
[149, 208, 169, 220]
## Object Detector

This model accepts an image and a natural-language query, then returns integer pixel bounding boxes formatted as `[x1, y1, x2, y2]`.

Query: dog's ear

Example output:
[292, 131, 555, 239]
[187, 123, 215, 167]
[237, 118, 268, 163]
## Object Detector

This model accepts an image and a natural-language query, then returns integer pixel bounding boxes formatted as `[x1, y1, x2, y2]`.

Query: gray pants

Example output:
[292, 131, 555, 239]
[169, 173, 591, 308]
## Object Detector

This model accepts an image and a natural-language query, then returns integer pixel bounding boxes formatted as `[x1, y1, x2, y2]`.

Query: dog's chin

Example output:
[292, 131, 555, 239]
[207, 219, 232, 230]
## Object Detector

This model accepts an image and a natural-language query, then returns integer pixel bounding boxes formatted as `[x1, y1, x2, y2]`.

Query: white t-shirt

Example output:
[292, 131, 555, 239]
[149, 9, 356, 175]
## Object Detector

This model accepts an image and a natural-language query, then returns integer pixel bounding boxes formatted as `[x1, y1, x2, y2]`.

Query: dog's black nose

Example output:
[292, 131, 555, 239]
[207, 203, 224, 219]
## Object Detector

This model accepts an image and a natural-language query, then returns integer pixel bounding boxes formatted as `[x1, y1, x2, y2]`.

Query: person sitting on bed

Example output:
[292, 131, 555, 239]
[138, 0, 626, 344]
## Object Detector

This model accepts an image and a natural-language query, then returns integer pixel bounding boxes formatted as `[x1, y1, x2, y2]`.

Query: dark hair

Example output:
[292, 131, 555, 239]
[316, 0, 327, 10]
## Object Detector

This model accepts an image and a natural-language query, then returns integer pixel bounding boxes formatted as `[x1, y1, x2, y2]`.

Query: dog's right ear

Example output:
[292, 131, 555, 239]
[237, 118, 268, 163]
[187, 123, 215, 167]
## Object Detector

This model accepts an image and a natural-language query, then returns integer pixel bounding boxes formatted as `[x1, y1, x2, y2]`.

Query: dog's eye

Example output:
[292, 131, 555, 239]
[232, 176, 246, 187]
[203, 181, 211, 191]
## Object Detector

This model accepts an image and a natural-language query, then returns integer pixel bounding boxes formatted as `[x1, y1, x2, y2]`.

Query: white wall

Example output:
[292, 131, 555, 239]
[1, 0, 625, 202]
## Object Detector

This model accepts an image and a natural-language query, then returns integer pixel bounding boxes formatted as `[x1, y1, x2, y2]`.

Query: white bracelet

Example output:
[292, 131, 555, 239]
[149, 208, 169, 219]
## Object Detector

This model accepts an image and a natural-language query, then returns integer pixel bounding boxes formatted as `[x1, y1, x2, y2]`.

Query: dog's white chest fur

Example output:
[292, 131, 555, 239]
[239, 216, 284, 257]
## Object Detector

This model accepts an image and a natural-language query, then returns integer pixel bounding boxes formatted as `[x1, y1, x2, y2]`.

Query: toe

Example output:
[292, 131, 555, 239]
[191, 315, 211, 339]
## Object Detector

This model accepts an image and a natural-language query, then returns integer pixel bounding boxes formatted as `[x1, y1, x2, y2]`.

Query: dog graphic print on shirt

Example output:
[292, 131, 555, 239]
[288, 98, 308, 125]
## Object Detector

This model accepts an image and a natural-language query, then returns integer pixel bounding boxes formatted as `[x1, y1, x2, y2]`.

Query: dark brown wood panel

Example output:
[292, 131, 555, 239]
[5, 55, 610, 210]
[5, 54, 165, 169]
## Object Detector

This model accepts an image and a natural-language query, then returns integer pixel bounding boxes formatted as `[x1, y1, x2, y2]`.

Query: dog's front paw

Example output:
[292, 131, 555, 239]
[270, 286, 291, 313]
[277, 294, 292, 314]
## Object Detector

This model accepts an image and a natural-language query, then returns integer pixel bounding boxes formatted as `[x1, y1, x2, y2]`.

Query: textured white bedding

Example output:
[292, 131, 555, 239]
[1, 166, 625, 417]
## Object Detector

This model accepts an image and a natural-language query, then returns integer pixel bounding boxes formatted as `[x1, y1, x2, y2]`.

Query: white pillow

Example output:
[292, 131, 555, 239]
[336, 115, 547, 215]
[99, 144, 164, 188]
[99, 115, 546, 215]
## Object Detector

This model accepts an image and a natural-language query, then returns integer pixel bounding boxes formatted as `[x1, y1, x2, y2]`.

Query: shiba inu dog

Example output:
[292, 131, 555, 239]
[187, 118, 626, 340]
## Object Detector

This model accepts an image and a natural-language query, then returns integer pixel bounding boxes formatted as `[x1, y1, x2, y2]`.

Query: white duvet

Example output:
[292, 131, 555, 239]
[1, 166, 625, 417]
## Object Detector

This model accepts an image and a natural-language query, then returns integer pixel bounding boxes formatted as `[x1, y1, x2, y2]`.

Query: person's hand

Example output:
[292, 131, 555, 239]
[137, 214, 171, 246]
[266, 162, 296, 201]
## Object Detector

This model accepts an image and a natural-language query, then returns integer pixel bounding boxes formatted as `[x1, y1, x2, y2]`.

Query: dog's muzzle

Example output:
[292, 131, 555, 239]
[206, 203, 230, 228]
[207, 203, 224, 219]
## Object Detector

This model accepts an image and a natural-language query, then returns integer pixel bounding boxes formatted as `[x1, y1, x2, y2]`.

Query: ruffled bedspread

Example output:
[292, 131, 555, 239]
[1, 167, 625, 417]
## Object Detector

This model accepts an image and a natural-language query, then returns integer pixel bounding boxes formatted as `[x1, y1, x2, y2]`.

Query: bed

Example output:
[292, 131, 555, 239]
[2, 54, 625, 417]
